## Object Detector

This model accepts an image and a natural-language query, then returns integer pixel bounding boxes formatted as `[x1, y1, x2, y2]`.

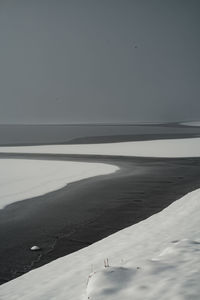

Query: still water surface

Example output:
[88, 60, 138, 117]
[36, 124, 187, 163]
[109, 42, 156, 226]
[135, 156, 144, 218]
[0, 123, 200, 146]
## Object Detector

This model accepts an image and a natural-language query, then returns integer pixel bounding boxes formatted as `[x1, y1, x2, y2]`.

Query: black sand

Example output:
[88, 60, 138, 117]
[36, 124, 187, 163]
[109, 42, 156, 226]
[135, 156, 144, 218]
[0, 153, 200, 284]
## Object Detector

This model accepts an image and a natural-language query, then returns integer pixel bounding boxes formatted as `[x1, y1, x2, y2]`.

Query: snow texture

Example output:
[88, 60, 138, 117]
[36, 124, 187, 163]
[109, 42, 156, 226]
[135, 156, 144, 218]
[0, 137, 200, 157]
[0, 159, 118, 209]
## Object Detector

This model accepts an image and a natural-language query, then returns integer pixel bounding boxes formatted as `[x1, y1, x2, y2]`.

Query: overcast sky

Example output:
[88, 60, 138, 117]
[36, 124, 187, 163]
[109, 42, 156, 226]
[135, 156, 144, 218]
[0, 0, 199, 124]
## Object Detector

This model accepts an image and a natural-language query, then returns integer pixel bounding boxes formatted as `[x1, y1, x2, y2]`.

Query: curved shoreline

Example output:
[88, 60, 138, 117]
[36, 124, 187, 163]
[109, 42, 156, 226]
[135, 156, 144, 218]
[0, 158, 118, 210]
[1, 153, 200, 284]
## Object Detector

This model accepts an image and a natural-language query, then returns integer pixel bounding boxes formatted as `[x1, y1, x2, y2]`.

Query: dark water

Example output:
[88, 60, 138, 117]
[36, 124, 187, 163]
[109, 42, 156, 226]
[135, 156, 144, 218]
[0, 123, 200, 146]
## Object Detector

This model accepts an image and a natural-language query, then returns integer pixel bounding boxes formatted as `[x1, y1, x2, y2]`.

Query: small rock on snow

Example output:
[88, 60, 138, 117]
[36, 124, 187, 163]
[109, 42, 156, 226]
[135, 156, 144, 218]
[30, 245, 41, 251]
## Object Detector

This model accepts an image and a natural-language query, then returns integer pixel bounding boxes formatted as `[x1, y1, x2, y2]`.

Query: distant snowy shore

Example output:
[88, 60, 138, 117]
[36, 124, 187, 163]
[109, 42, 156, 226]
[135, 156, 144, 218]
[181, 121, 200, 127]
[0, 137, 200, 157]
[0, 159, 118, 209]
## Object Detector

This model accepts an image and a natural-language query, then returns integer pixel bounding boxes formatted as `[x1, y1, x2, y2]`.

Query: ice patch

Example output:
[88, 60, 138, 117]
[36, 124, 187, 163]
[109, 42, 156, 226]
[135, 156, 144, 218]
[30, 246, 41, 251]
[0, 159, 118, 209]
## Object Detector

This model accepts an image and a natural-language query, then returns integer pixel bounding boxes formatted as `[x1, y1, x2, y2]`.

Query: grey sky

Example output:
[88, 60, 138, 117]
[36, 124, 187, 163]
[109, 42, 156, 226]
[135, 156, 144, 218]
[0, 0, 199, 124]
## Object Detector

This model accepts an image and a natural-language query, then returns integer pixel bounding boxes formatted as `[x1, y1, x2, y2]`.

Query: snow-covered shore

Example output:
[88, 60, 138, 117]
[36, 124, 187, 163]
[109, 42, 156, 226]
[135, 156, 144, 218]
[0, 159, 118, 209]
[0, 186, 200, 300]
[0, 137, 200, 157]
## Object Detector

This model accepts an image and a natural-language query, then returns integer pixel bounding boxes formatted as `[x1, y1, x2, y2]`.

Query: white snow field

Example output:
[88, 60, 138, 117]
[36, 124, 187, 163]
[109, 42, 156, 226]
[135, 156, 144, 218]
[0, 137, 200, 157]
[0, 159, 118, 209]
[0, 187, 200, 300]
[181, 121, 200, 127]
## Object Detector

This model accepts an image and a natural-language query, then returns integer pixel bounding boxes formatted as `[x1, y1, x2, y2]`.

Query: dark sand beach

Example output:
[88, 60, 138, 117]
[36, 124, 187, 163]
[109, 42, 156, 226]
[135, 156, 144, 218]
[0, 150, 200, 284]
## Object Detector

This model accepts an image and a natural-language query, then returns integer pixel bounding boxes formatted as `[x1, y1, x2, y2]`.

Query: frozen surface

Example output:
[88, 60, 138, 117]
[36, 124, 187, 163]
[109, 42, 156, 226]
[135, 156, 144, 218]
[0, 187, 200, 300]
[181, 121, 200, 127]
[0, 137, 200, 157]
[0, 159, 118, 209]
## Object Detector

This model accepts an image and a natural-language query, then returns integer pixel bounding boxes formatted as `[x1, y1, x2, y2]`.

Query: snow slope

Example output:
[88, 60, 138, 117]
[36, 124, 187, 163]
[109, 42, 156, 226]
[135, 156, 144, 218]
[0, 159, 118, 209]
[0, 187, 200, 300]
[0, 137, 200, 157]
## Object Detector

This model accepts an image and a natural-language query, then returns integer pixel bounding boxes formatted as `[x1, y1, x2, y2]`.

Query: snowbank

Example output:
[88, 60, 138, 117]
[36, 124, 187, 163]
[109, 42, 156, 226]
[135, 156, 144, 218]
[87, 239, 200, 300]
[0, 187, 200, 299]
[0, 159, 118, 209]
[0, 137, 200, 157]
